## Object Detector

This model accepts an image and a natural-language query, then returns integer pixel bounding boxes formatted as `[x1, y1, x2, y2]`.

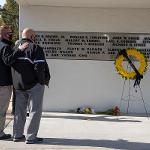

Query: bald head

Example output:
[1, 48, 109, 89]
[0, 26, 12, 40]
[22, 28, 36, 41]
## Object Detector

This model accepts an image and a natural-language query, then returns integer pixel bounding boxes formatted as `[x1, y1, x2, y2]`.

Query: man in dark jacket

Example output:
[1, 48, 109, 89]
[7, 28, 50, 144]
[0, 26, 13, 140]
[0, 26, 26, 140]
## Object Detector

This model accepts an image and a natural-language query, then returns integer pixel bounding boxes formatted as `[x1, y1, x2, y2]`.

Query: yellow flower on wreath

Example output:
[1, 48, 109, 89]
[115, 48, 147, 79]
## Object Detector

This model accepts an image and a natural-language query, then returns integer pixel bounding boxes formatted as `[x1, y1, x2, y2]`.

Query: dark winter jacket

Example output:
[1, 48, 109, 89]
[7, 38, 50, 90]
[0, 39, 13, 86]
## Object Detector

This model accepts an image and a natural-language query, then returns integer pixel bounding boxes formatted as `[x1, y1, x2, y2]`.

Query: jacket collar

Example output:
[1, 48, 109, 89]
[1, 38, 13, 46]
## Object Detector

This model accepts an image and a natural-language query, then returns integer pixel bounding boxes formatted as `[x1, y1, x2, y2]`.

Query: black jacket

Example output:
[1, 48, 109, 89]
[8, 38, 50, 90]
[0, 39, 13, 86]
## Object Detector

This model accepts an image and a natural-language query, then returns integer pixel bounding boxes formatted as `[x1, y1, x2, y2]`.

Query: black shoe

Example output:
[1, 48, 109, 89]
[0, 134, 11, 140]
[13, 135, 25, 142]
[26, 137, 43, 144]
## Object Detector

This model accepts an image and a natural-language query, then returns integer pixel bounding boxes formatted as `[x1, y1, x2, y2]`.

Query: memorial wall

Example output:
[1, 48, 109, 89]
[35, 31, 150, 61]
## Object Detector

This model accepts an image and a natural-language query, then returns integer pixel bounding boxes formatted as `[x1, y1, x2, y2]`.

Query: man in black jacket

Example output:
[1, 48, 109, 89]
[7, 28, 50, 144]
[0, 26, 26, 140]
[0, 26, 13, 140]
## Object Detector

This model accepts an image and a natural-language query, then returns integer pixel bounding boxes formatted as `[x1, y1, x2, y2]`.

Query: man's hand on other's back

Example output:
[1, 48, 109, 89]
[18, 42, 29, 51]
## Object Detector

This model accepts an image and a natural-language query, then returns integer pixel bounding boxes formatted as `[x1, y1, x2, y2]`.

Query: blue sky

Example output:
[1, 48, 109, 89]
[0, 0, 6, 7]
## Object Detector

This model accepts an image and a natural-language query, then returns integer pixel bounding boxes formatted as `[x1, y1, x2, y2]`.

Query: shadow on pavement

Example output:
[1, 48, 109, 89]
[42, 114, 142, 122]
[41, 138, 150, 150]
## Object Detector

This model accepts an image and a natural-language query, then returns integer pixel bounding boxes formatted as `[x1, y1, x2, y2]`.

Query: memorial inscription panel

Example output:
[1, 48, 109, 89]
[35, 31, 150, 61]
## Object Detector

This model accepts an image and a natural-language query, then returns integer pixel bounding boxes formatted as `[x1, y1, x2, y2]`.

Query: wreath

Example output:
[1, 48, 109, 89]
[115, 48, 147, 80]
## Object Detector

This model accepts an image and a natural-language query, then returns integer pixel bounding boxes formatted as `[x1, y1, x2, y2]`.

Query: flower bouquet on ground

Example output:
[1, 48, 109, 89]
[96, 106, 120, 116]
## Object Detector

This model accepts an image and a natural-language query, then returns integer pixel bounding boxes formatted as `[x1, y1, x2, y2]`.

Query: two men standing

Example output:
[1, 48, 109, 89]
[0, 26, 50, 144]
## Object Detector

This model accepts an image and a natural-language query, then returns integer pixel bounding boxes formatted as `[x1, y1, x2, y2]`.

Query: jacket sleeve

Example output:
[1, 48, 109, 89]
[33, 45, 46, 85]
[2, 45, 25, 66]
